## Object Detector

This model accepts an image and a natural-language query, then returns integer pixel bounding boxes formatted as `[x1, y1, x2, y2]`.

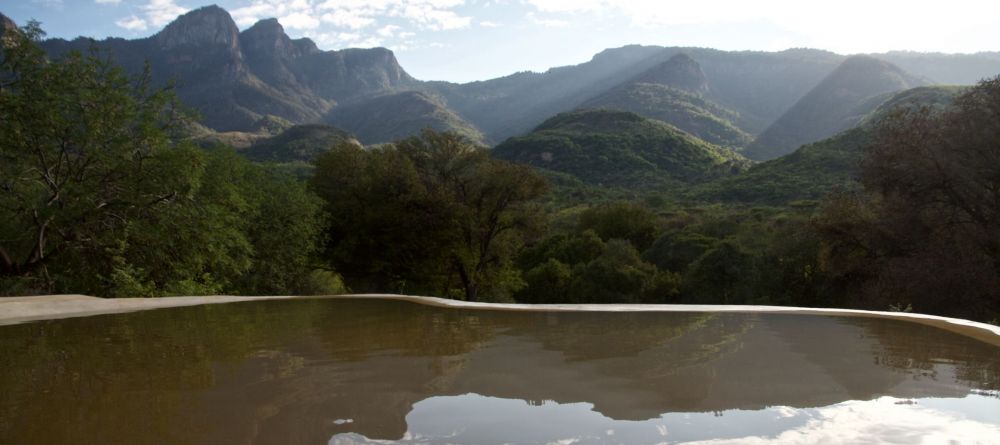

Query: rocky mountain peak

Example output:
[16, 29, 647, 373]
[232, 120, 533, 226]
[0, 12, 19, 46]
[634, 53, 710, 94]
[154, 5, 240, 51]
[241, 18, 295, 57]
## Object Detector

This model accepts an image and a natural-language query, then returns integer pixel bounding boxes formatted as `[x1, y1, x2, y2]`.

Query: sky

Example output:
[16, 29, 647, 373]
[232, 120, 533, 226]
[4, 0, 1000, 83]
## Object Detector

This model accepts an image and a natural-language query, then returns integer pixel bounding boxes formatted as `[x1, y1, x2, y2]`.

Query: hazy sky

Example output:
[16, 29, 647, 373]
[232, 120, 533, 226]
[5, 0, 1000, 83]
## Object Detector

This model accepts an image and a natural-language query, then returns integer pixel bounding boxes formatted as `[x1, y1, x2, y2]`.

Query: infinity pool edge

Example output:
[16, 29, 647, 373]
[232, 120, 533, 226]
[3, 293, 998, 347]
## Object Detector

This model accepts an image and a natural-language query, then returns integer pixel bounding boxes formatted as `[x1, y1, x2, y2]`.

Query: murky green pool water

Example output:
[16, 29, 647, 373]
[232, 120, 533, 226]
[1, 298, 998, 444]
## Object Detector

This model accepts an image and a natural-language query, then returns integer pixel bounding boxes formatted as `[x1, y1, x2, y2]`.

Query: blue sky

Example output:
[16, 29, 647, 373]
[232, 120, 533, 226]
[5, 0, 1000, 83]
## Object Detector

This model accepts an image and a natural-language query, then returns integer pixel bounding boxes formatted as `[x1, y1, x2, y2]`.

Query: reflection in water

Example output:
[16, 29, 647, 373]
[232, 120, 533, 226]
[0, 298, 998, 444]
[329, 394, 1000, 445]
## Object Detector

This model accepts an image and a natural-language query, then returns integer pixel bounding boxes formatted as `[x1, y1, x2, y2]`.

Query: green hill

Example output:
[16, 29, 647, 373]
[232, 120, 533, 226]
[325, 91, 486, 146]
[583, 82, 752, 149]
[692, 86, 964, 204]
[492, 109, 749, 190]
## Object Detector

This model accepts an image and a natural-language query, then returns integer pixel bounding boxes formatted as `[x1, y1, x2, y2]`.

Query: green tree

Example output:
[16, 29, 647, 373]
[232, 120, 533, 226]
[311, 131, 548, 301]
[577, 202, 660, 250]
[570, 239, 667, 304]
[0, 26, 331, 297]
[0, 23, 190, 290]
[682, 240, 754, 304]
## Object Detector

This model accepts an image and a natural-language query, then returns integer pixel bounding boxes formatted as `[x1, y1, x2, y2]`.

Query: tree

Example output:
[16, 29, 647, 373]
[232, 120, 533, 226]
[577, 202, 660, 250]
[310, 130, 548, 301]
[0, 23, 189, 289]
[816, 77, 1000, 319]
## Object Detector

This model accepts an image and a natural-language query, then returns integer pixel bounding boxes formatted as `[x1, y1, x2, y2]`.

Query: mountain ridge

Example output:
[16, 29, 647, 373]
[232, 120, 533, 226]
[8, 6, 1000, 148]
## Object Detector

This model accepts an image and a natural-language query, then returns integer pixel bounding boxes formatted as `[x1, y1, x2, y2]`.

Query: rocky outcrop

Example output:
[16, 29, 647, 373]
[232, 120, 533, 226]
[155, 5, 241, 52]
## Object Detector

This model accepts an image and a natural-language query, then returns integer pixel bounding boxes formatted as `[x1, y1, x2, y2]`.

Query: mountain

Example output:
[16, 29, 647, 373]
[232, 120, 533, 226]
[434, 47, 846, 142]
[11, 5, 1000, 151]
[693, 86, 964, 204]
[39, 6, 414, 132]
[242, 124, 360, 163]
[745, 56, 927, 160]
[582, 54, 752, 149]
[492, 109, 750, 189]
[325, 91, 486, 146]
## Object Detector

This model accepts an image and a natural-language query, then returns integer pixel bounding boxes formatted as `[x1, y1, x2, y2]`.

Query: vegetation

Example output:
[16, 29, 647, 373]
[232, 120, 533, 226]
[309, 130, 546, 301]
[814, 77, 1000, 320]
[492, 109, 750, 190]
[584, 82, 752, 149]
[0, 23, 338, 297]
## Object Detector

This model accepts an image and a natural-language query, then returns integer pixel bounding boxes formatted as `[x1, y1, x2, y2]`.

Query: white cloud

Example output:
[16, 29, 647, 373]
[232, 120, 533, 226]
[680, 398, 1000, 444]
[115, 15, 147, 31]
[317, 0, 471, 31]
[281, 12, 320, 30]
[313, 30, 383, 48]
[224, 0, 470, 50]
[114, 0, 186, 31]
[95, 0, 122, 4]
[232, 0, 312, 27]
[142, 0, 189, 27]
[320, 11, 376, 30]
[377, 24, 401, 37]
[526, 12, 567, 28]
[479, 20, 502, 28]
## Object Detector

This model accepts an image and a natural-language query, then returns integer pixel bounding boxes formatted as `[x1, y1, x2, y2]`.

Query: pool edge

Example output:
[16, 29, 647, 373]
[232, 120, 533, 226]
[2, 293, 999, 347]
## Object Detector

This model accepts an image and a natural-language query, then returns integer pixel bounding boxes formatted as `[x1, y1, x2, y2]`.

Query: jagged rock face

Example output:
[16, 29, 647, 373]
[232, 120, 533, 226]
[633, 53, 710, 94]
[155, 5, 240, 51]
[296, 47, 416, 102]
[239, 18, 303, 88]
[241, 19, 296, 59]
[0, 12, 19, 47]
[153, 5, 247, 81]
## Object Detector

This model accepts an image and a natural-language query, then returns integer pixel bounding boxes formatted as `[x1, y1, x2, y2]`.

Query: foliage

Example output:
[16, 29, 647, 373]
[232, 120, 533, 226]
[577, 202, 660, 250]
[310, 130, 547, 301]
[815, 77, 1000, 320]
[0, 27, 330, 297]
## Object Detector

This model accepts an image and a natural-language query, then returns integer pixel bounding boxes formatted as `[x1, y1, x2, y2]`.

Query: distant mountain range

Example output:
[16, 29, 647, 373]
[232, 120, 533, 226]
[3, 5, 1000, 173]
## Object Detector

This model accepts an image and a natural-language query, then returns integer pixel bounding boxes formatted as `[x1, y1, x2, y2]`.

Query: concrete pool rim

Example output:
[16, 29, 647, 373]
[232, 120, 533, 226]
[2, 294, 999, 347]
